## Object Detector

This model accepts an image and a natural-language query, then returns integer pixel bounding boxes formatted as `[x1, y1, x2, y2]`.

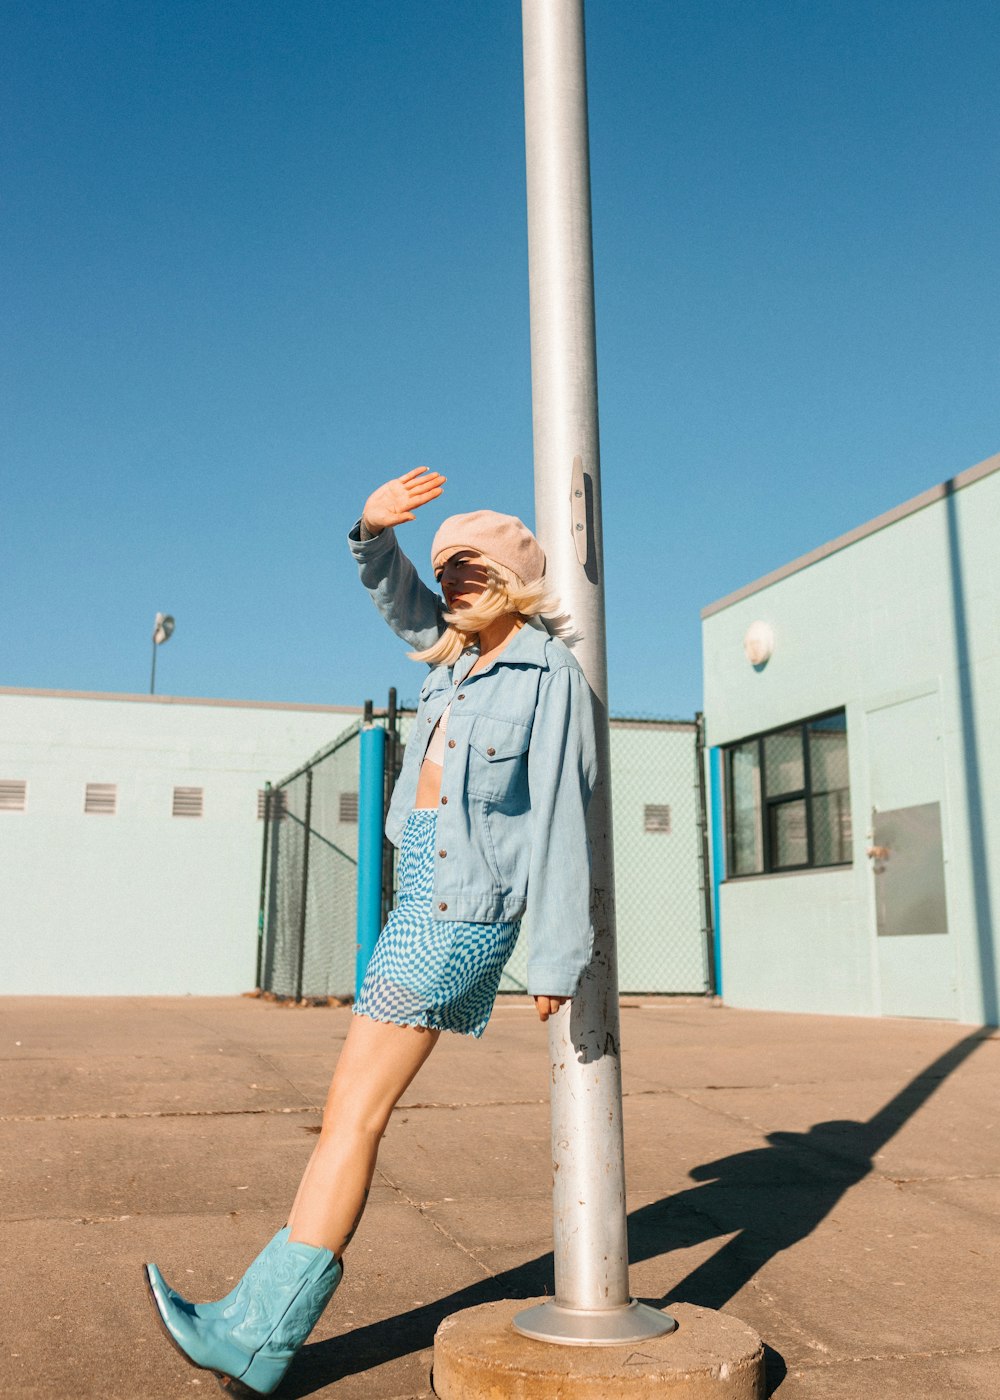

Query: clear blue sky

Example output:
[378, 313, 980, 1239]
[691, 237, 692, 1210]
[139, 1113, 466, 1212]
[4, 1, 998, 718]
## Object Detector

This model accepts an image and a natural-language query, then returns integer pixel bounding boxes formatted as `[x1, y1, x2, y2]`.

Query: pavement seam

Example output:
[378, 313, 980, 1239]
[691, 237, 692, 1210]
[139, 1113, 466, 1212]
[395, 1086, 684, 1111]
[670, 1085, 765, 1125]
[140, 998, 331, 1111]
[749, 1274, 832, 1356]
[887, 1171, 1000, 1184]
[788, 1343, 1000, 1368]
[252, 1047, 325, 1111]
[373, 1166, 494, 1279]
[668, 1087, 994, 1193]
[398, 1096, 545, 1110]
[0, 1085, 702, 1125]
[0, 1105, 320, 1123]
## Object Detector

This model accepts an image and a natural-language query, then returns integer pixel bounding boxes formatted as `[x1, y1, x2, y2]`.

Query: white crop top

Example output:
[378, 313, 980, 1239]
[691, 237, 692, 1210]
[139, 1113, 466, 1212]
[424, 703, 452, 765]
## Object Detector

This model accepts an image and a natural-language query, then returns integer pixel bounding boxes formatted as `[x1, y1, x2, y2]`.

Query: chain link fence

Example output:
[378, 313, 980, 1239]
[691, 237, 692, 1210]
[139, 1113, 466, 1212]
[257, 720, 364, 1000]
[498, 715, 712, 995]
[257, 705, 712, 1001]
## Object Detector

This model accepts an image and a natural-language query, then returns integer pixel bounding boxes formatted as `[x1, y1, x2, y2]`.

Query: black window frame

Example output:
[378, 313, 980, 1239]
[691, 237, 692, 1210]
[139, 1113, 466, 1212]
[724, 707, 851, 878]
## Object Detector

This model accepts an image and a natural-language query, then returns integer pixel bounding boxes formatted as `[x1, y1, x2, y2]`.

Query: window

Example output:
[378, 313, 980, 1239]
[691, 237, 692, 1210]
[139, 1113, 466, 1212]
[84, 783, 117, 815]
[0, 780, 27, 812]
[172, 786, 204, 818]
[339, 791, 359, 823]
[725, 710, 851, 876]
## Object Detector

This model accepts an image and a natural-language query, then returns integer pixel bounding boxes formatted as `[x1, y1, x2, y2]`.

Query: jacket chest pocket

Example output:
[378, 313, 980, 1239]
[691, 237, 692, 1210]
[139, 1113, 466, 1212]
[416, 671, 453, 734]
[467, 717, 531, 805]
[418, 669, 452, 705]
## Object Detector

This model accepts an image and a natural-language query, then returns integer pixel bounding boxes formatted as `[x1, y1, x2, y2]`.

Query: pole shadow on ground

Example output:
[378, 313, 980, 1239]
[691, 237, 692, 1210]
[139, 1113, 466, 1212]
[282, 1026, 990, 1397]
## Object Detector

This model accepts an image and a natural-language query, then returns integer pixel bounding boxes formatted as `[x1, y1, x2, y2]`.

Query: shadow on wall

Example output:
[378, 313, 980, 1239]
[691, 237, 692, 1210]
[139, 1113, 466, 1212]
[285, 1027, 990, 1400]
[945, 481, 998, 1026]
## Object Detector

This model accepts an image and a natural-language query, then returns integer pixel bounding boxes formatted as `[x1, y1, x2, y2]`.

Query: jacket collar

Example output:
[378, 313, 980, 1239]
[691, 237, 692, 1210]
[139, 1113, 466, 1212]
[453, 619, 549, 682]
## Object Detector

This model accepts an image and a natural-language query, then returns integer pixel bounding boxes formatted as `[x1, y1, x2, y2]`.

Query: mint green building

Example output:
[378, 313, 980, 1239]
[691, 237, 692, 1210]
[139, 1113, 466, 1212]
[0, 689, 360, 994]
[702, 452, 999, 1026]
[1, 691, 709, 997]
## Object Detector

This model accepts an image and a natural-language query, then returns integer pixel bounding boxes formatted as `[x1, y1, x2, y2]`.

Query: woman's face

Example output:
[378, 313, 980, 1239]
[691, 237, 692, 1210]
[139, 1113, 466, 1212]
[439, 550, 489, 609]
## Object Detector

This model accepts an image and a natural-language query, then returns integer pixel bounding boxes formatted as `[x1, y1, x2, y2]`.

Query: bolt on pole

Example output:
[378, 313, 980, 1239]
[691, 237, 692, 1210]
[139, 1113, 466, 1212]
[513, 0, 674, 1345]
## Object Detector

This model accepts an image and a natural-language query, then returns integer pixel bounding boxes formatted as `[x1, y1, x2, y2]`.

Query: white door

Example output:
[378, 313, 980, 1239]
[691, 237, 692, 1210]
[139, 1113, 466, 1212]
[865, 690, 957, 1019]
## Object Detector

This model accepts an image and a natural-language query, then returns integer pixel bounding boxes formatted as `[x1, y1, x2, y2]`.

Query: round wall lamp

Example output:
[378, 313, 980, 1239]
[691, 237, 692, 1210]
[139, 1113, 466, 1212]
[743, 620, 775, 668]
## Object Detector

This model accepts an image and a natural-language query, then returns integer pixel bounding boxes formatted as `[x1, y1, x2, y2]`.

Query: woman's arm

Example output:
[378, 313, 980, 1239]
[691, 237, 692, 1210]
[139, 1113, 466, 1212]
[349, 467, 448, 652]
[525, 659, 599, 1000]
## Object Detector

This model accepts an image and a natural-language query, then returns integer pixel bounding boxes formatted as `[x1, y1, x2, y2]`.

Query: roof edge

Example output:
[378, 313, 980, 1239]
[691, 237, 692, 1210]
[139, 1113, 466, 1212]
[0, 687, 365, 715]
[701, 450, 1000, 620]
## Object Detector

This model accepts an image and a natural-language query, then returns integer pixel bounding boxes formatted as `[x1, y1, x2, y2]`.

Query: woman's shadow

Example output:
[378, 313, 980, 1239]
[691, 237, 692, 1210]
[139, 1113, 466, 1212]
[287, 1026, 989, 1397]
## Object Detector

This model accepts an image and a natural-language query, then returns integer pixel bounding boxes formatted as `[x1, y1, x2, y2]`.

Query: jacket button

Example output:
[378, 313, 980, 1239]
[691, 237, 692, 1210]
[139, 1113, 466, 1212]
[441, 795, 448, 805]
[447, 739, 456, 749]
[438, 849, 447, 858]
[486, 746, 496, 756]
[439, 902, 448, 911]
[427, 716, 433, 723]
[457, 693, 465, 700]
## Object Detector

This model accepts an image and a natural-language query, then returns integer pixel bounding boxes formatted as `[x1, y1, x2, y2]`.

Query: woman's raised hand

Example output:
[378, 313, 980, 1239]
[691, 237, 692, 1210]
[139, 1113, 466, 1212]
[362, 467, 446, 534]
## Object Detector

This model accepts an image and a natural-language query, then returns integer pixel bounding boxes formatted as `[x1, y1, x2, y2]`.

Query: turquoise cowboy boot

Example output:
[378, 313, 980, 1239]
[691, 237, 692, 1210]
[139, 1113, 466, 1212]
[144, 1227, 290, 1323]
[145, 1234, 343, 1395]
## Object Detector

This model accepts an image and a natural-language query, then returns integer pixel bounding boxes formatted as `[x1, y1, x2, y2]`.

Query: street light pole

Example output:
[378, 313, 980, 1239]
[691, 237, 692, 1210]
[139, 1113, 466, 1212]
[150, 613, 175, 695]
[514, 0, 674, 1345]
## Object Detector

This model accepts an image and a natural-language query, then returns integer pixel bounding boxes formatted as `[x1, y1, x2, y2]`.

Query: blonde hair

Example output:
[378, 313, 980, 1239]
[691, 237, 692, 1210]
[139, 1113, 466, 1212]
[409, 558, 576, 667]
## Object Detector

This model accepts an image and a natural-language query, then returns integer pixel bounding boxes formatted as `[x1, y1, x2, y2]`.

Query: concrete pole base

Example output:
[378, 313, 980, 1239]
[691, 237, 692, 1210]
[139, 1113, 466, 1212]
[433, 1299, 766, 1399]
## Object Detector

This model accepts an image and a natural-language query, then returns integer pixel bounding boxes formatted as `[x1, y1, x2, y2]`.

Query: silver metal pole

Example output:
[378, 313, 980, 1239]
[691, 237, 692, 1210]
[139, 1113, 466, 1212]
[514, 0, 674, 1346]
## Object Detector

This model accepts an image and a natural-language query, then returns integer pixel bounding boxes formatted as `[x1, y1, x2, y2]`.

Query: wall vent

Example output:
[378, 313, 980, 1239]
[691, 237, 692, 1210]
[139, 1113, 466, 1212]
[644, 803, 672, 834]
[0, 780, 27, 812]
[85, 783, 117, 815]
[339, 791, 359, 823]
[258, 789, 288, 820]
[172, 786, 204, 818]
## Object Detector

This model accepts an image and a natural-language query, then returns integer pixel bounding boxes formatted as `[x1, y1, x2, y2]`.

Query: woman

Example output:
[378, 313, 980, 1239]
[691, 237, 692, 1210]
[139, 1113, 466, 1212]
[145, 466, 598, 1395]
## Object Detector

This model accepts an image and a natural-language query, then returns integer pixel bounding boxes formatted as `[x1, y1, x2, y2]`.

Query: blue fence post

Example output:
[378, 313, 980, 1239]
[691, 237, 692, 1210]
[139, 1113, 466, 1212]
[355, 723, 386, 995]
[709, 746, 725, 998]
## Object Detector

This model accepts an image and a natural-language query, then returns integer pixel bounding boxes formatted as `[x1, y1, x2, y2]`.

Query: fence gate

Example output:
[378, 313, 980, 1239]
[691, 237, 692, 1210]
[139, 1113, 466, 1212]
[257, 721, 363, 1000]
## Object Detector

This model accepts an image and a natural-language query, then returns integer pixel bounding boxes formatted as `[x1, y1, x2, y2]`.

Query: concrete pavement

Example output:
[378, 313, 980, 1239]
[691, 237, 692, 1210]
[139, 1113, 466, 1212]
[1, 996, 997, 1399]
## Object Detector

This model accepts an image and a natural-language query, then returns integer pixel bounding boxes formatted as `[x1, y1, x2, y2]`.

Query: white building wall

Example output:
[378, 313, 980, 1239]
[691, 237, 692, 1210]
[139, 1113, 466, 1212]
[0, 691, 359, 995]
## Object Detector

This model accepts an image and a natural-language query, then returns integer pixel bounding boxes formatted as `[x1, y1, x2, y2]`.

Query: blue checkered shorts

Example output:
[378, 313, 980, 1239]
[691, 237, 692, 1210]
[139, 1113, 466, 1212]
[353, 809, 521, 1038]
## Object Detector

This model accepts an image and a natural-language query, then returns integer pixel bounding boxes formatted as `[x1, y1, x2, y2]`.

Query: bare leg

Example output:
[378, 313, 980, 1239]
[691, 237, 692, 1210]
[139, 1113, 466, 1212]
[286, 1014, 440, 1255]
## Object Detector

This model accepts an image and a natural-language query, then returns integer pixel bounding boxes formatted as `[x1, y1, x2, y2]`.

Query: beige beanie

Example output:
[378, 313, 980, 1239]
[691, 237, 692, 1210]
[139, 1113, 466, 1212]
[431, 510, 546, 585]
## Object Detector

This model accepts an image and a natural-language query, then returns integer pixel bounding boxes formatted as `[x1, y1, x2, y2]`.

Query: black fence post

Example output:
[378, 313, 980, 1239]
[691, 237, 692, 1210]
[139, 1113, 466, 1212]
[255, 781, 272, 989]
[695, 711, 717, 996]
[381, 686, 398, 928]
[294, 768, 313, 1002]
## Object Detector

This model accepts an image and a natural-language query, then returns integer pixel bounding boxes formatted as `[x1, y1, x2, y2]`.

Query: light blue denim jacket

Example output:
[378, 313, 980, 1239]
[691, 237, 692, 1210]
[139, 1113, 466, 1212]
[349, 522, 597, 997]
